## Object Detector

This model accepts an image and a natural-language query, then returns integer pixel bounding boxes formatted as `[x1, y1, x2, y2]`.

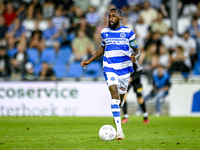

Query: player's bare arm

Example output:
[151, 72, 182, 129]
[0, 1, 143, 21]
[130, 47, 140, 63]
[81, 46, 105, 67]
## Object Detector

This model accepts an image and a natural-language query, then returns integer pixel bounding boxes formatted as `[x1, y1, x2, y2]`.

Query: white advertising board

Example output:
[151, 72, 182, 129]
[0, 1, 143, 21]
[1, 81, 200, 116]
[169, 84, 200, 116]
[0, 82, 112, 116]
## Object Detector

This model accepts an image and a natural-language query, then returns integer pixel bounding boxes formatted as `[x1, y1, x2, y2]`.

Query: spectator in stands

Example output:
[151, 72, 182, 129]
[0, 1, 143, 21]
[71, 30, 95, 63]
[24, 62, 36, 81]
[150, 11, 169, 35]
[3, 2, 17, 26]
[73, 0, 91, 12]
[158, 44, 172, 70]
[122, 15, 133, 30]
[196, 2, 200, 18]
[144, 31, 161, 54]
[0, 15, 7, 47]
[143, 43, 159, 82]
[42, 19, 62, 47]
[0, 46, 11, 78]
[127, 5, 140, 25]
[85, 6, 100, 27]
[110, 0, 128, 9]
[6, 17, 26, 49]
[178, 31, 197, 69]
[187, 15, 200, 56]
[26, 0, 42, 19]
[75, 17, 94, 39]
[39, 62, 56, 81]
[71, 6, 84, 28]
[146, 0, 162, 10]
[42, 0, 55, 19]
[168, 45, 191, 75]
[37, 40, 46, 58]
[29, 20, 42, 49]
[162, 28, 181, 54]
[0, 0, 5, 15]
[10, 42, 28, 78]
[143, 64, 170, 116]
[52, 8, 67, 30]
[93, 14, 108, 48]
[9, 0, 27, 21]
[135, 15, 150, 52]
[53, 0, 74, 16]
[52, 8, 69, 42]
[140, 1, 157, 25]
[126, 0, 144, 9]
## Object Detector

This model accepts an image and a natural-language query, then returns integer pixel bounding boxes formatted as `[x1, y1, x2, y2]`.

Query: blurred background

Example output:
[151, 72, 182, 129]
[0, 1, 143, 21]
[0, 0, 200, 117]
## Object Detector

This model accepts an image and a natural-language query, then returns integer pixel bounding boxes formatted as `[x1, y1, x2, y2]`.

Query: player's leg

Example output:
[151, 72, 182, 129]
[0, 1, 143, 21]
[109, 85, 124, 140]
[137, 97, 149, 124]
[121, 83, 131, 124]
[133, 79, 149, 124]
[104, 72, 124, 140]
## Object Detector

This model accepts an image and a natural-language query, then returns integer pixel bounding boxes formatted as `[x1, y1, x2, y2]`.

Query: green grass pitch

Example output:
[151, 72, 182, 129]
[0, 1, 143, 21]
[0, 116, 200, 149]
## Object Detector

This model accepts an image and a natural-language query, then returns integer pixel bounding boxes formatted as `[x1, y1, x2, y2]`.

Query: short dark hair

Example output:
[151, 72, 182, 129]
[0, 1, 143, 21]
[184, 30, 189, 34]
[0, 46, 5, 51]
[108, 8, 123, 17]
[168, 28, 173, 31]
[192, 15, 198, 21]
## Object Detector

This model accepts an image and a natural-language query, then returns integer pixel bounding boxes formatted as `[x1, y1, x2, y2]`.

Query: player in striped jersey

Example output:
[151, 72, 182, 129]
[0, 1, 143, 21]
[81, 8, 140, 140]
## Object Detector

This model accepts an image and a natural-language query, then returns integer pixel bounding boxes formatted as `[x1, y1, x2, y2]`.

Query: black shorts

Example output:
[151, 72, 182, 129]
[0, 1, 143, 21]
[127, 70, 143, 97]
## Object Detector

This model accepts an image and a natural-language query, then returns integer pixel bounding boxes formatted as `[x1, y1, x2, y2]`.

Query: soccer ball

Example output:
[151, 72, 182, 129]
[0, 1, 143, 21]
[99, 125, 116, 141]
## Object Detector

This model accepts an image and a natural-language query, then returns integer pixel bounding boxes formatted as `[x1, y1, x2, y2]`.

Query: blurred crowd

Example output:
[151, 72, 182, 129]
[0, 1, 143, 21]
[0, 0, 200, 81]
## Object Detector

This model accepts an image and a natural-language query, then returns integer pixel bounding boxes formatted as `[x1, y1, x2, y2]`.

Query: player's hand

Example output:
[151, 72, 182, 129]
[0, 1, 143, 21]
[81, 60, 90, 68]
[130, 55, 136, 63]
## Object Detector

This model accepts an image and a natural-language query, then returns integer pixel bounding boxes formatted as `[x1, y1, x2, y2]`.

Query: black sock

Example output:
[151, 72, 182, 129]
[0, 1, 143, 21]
[140, 101, 146, 113]
[122, 101, 128, 116]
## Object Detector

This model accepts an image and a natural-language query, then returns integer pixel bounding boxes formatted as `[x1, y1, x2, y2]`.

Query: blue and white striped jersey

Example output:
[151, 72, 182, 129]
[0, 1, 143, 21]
[101, 25, 138, 77]
[52, 16, 66, 30]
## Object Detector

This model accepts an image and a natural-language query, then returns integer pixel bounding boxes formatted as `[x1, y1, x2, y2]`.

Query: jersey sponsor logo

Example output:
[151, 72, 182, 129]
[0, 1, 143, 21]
[111, 77, 115, 81]
[105, 38, 128, 45]
[120, 32, 126, 38]
[119, 86, 126, 91]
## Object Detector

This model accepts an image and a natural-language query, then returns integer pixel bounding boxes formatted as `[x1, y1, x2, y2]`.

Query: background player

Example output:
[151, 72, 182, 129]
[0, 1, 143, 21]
[81, 8, 140, 140]
[122, 60, 149, 124]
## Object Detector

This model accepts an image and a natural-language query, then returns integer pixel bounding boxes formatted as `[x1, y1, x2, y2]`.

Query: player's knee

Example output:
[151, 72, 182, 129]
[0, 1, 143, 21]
[109, 85, 120, 99]
[137, 96, 143, 104]
[111, 91, 120, 99]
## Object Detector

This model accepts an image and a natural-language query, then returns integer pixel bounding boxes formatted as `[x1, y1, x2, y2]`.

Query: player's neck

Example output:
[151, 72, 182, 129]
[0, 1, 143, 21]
[110, 24, 122, 30]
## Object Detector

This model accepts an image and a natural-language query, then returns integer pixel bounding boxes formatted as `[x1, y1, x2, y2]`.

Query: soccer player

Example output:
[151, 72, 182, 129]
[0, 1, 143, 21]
[121, 60, 149, 124]
[81, 8, 140, 140]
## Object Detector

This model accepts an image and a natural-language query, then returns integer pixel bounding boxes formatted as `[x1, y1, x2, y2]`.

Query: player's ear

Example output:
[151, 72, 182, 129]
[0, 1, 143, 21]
[119, 15, 122, 20]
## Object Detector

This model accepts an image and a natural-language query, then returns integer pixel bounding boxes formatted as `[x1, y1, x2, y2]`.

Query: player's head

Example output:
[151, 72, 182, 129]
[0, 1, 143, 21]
[108, 8, 122, 29]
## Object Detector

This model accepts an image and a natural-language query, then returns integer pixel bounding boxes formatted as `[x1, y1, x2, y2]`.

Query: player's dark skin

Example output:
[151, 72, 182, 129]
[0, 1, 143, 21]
[81, 10, 140, 104]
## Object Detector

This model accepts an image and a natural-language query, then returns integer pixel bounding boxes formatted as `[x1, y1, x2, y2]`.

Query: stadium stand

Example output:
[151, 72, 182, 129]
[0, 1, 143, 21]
[67, 62, 84, 78]
[84, 61, 102, 78]
[0, 0, 199, 80]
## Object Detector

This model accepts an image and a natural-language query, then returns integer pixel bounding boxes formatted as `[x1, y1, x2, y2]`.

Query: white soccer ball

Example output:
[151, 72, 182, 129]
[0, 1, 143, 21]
[99, 125, 116, 141]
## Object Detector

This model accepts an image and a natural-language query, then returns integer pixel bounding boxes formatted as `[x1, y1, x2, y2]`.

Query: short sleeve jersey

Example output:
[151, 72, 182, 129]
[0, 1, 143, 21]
[101, 25, 138, 77]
